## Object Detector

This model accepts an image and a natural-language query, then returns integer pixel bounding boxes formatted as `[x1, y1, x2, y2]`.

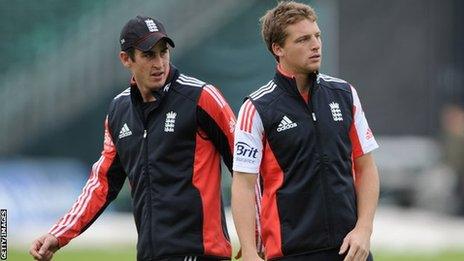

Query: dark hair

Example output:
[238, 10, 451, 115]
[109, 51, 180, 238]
[126, 47, 136, 61]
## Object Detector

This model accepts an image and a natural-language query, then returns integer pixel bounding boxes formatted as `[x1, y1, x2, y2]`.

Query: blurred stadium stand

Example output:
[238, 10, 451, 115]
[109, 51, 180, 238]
[1, 0, 464, 251]
[340, 0, 464, 136]
[1, 0, 462, 151]
[0, 0, 258, 156]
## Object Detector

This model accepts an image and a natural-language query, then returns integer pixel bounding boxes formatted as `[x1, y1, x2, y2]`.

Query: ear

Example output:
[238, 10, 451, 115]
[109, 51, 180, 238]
[119, 51, 132, 68]
[272, 42, 284, 59]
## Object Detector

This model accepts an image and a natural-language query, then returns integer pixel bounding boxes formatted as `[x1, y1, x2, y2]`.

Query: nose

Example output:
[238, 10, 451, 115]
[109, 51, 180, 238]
[310, 37, 321, 51]
[311, 38, 321, 51]
[152, 54, 163, 69]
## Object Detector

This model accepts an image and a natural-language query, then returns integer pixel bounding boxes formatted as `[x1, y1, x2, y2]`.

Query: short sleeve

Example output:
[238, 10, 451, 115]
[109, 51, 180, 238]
[233, 100, 264, 174]
[349, 86, 379, 158]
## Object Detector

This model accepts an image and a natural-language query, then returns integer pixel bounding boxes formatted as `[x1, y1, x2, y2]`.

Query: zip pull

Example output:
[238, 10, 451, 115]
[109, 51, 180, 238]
[312, 113, 317, 122]
[143, 129, 147, 138]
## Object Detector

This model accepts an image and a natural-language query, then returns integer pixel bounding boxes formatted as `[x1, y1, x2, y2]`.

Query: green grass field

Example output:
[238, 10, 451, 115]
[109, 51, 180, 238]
[8, 248, 464, 261]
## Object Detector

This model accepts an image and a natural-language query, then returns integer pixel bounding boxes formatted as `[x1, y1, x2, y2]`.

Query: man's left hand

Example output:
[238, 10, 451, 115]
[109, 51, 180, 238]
[338, 226, 372, 261]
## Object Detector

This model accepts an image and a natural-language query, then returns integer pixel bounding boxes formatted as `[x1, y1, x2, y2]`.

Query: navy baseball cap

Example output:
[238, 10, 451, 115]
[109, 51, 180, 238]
[120, 15, 175, 51]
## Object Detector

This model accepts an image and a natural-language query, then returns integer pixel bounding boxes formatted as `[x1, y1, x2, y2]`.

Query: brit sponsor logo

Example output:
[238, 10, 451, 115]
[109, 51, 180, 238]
[118, 123, 132, 139]
[235, 142, 258, 163]
[1, 209, 6, 260]
[277, 116, 297, 132]
[329, 102, 343, 121]
[236, 142, 258, 158]
[164, 111, 177, 132]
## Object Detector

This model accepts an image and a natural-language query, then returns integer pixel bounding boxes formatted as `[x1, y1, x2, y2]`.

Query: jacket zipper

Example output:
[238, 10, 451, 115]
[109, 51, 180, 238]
[135, 105, 154, 259]
[300, 79, 335, 247]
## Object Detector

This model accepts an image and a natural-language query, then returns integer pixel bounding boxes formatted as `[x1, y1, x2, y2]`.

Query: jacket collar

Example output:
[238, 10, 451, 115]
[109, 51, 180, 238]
[130, 64, 180, 105]
[273, 64, 318, 97]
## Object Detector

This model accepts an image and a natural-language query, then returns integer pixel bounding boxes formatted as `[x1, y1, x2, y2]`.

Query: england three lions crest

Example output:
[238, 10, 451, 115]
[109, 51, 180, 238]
[329, 102, 343, 122]
[164, 111, 177, 132]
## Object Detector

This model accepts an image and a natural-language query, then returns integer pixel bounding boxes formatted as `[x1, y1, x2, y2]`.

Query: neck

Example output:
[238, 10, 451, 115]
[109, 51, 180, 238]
[294, 74, 310, 94]
[278, 63, 311, 94]
[139, 87, 157, 102]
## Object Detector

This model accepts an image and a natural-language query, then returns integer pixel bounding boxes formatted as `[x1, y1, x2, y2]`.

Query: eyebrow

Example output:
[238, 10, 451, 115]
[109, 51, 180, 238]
[142, 50, 155, 55]
[296, 31, 321, 40]
[295, 35, 311, 41]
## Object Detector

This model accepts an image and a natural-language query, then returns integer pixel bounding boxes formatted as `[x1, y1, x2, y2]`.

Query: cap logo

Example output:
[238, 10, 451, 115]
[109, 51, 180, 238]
[120, 38, 125, 44]
[144, 19, 159, 32]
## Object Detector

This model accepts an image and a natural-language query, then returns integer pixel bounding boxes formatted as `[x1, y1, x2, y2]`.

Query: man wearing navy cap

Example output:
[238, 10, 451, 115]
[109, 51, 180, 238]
[30, 16, 235, 261]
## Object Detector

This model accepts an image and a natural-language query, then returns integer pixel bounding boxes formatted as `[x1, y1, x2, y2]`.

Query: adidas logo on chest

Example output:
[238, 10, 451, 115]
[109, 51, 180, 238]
[277, 115, 298, 132]
[119, 123, 132, 139]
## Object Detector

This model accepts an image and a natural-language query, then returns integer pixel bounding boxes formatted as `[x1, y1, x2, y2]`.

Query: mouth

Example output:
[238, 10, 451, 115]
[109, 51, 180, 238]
[309, 54, 321, 60]
[150, 71, 164, 79]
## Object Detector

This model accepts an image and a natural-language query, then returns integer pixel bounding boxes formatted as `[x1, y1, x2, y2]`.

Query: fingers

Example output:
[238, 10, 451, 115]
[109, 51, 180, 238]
[339, 237, 349, 255]
[43, 251, 54, 261]
[38, 237, 52, 256]
[39, 237, 58, 260]
[29, 239, 44, 260]
[30, 235, 58, 261]
[30, 249, 43, 260]
[354, 247, 369, 261]
[350, 238, 369, 261]
[342, 239, 369, 261]
[343, 244, 358, 261]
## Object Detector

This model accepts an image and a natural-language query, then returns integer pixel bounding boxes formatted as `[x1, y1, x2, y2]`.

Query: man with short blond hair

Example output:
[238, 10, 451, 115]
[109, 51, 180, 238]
[232, 2, 379, 260]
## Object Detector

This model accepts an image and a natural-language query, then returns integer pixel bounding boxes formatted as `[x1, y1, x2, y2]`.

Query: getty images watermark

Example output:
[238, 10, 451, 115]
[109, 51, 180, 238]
[0, 209, 6, 260]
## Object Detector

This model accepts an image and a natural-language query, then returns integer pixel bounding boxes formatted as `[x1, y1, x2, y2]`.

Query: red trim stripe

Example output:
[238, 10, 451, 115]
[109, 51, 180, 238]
[240, 100, 251, 131]
[259, 139, 284, 259]
[243, 102, 251, 132]
[204, 85, 227, 108]
[240, 100, 256, 133]
[351, 152, 356, 180]
[197, 87, 236, 153]
[195, 86, 234, 257]
[255, 177, 264, 253]
[349, 105, 364, 159]
[48, 118, 116, 246]
[49, 155, 104, 236]
[246, 106, 256, 133]
[55, 159, 102, 230]
[193, 132, 232, 257]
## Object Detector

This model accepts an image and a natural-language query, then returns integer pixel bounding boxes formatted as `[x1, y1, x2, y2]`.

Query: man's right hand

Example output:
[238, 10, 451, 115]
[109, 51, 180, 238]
[29, 234, 59, 261]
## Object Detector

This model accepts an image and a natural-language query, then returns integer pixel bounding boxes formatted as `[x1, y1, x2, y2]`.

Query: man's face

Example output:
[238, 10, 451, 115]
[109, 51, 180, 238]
[274, 19, 322, 74]
[122, 40, 171, 91]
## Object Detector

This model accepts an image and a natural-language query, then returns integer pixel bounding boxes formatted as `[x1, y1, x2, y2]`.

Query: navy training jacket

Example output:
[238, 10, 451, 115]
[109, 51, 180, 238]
[49, 65, 236, 261]
[249, 70, 363, 260]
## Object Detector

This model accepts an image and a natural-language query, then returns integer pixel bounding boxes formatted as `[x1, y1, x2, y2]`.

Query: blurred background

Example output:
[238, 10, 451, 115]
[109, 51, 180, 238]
[1, 0, 464, 260]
